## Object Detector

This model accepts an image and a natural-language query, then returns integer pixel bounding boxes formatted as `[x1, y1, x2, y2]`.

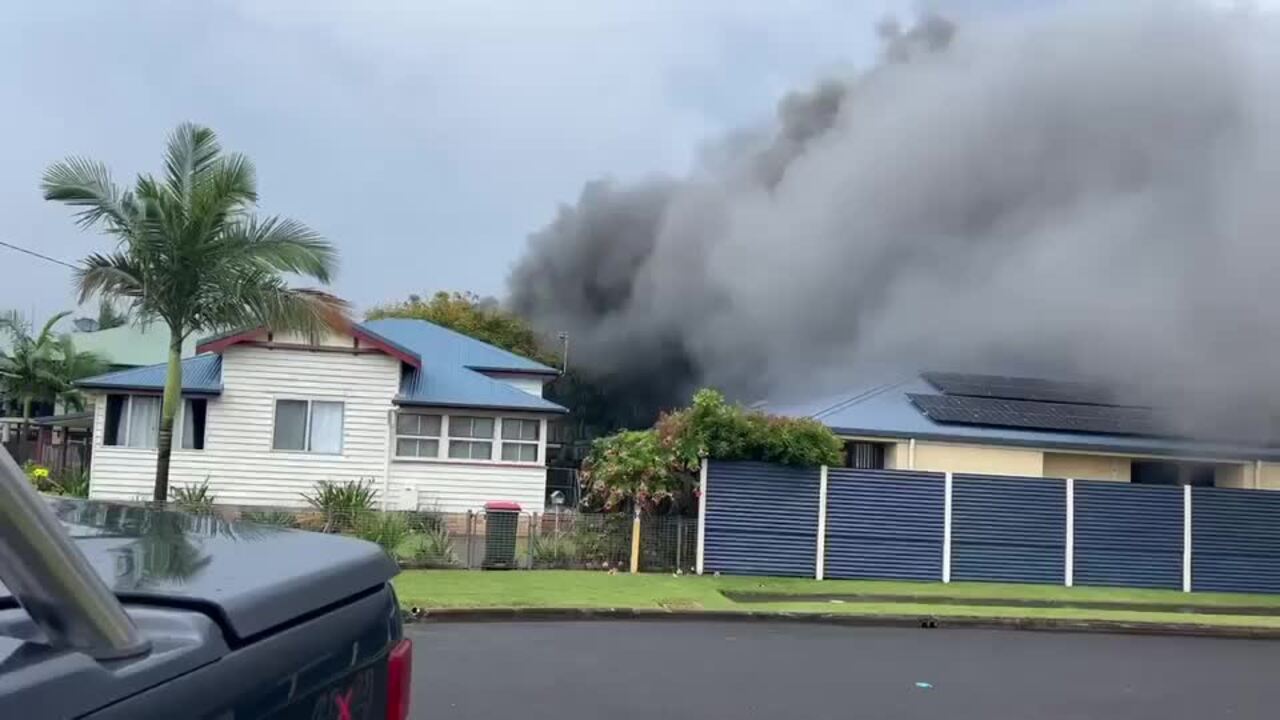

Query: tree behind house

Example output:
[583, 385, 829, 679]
[43, 123, 348, 502]
[367, 291, 556, 365]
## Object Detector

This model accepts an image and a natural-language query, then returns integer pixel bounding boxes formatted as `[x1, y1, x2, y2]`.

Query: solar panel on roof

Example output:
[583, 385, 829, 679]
[921, 371, 1124, 407]
[907, 393, 1162, 436]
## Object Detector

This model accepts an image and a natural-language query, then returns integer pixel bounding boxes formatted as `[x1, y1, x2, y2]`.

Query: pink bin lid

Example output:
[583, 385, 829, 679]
[484, 500, 522, 512]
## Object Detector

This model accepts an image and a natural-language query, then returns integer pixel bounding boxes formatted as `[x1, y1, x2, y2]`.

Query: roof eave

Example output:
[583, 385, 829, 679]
[394, 397, 569, 414]
[77, 383, 223, 396]
[196, 324, 423, 369]
[468, 365, 561, 378]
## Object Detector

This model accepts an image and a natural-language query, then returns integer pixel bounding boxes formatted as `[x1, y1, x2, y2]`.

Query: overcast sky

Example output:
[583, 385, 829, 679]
[0, 0, 934, 324]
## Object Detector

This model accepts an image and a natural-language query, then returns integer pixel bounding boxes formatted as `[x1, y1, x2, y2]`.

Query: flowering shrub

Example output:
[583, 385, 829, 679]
[22, 462, 52, 491]
[581, 389, 842, 512]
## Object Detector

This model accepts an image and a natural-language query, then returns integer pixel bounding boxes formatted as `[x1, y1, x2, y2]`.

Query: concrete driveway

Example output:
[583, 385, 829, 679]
[409, 621, 1280, 720]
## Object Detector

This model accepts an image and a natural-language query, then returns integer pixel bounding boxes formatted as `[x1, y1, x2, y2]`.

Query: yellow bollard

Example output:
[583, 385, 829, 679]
[630, 507, 641, 574]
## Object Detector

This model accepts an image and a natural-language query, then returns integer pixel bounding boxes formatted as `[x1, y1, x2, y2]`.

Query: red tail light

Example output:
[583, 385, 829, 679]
[386, 638, 413, 720]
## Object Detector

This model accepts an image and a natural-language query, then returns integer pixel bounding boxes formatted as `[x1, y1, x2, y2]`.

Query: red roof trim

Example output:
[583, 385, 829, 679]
[195, 328, 264, 355]
[196, 324, 422, 368]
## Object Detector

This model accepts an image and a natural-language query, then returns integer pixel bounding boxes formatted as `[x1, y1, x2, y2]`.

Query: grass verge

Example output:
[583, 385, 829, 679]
[392, 570, 1280, 628]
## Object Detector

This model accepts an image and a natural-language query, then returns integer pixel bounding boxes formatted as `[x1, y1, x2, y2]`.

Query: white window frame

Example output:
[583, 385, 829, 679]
[104, 394, 162, 450]
[391, 410, 547, 466]
[445, 415, 495, 461]
[394, 411, 443, 458]
[270, 397, 345, 455]
[499, 417, 540, 464]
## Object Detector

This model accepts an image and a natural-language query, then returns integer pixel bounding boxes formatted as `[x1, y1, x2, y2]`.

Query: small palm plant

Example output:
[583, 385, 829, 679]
[169, 479, 217, 512]
[301, 479, 378, 533]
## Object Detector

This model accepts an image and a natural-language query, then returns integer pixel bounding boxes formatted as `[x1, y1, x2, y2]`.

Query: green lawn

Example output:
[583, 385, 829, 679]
[392, 570, 1280, 628]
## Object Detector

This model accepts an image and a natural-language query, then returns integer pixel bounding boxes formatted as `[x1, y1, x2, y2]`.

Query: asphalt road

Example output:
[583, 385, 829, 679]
[409, 621, 1280, 720]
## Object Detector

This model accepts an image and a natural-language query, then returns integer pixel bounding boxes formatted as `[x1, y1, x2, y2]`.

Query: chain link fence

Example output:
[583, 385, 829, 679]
[164, 502, 696, 573]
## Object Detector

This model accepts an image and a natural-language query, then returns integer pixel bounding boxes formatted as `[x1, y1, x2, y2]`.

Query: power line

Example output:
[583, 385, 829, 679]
[0, 240, 78, 270]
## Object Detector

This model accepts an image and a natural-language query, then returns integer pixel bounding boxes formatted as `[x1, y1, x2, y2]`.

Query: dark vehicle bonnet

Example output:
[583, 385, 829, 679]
[0, 499, 398, 644]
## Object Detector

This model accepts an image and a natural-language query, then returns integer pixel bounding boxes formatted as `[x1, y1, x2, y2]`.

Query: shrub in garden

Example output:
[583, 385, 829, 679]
[582, 388, 842, 512]
[241, 510, 299, 528]
[170, 479, 217, 511]
[412, 525, 458, 568]
[52, 467, 90, 498]
[531, 533, 576, 569]
[301, 479, 377, 532]
[353, 512, 411, 558]
[22, 462, 53, 492]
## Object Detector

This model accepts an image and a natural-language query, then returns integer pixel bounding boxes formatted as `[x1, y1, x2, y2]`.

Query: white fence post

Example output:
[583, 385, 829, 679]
[696, 457, 708, 576]
[816, 465, 829, 580]
[942, 471, 953, 583]
[1183, 484, 1193, 592]
[1065, 478, 1074, 588]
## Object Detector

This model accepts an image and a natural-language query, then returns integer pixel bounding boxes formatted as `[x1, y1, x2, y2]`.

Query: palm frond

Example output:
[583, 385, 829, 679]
[222, 216, 337, 282]
[41, 157, 135, 232]
[75, 252, 145, 304]
[196, 270, 349, 338]
[35, 311, 72, 346]
[197, 153, 257, 210]
[164, 123, 222, 203]
[0, 310, 26, 340]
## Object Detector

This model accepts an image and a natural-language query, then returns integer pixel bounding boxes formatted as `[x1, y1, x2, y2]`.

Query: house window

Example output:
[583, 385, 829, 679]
[844, 441, 886, 470]
[103, 395, 161, 449]
[272, 399, 344, 453]
[500, 418, 540, 463]
[396, 412, 442, 458]
[181, 398, 208, 450]
[447, 416, 493, 460]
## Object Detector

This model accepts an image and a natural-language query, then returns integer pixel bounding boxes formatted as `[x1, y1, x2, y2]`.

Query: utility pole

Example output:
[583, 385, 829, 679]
[557, 331, 570, 375]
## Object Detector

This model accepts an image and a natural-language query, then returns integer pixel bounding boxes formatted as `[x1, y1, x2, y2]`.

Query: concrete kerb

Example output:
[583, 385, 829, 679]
[402, 606, 1280, 640]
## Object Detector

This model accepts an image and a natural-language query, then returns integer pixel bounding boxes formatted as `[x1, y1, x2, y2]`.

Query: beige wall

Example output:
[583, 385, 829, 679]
[912, 441, 1044, 477]
[1259, 462, 1280, 490]
[837, 434, 1280, 490]
[1215, 464, 1249, 489]
[1043, 452, 1130, 482]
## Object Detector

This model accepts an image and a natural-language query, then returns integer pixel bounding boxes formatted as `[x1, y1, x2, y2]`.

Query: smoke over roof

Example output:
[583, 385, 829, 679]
[509, 3, 1280, 442]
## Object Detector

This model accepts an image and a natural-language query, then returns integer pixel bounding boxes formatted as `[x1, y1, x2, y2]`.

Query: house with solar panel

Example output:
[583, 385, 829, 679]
[73, 318, 567, 511]
[766, 372, 1280, 489]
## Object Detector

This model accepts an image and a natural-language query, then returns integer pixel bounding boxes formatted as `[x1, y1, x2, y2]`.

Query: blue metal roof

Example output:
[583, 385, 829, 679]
[76, 354, 223, 394]
[361, 318, 566, 413]
[397, 364, 567, 413]
[764, 376, 1280, 462]
[76, 319, 567, 414]
[360, 318, 557, 374]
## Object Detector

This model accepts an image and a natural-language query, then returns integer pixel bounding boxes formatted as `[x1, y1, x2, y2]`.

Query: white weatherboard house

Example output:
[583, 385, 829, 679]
[76, 318, 567, 512]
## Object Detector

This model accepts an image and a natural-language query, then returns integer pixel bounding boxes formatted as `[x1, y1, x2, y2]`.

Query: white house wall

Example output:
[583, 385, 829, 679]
[89, 343, 401, 506]
[389, 461, 547, 513]
[88, 342, 554, 511]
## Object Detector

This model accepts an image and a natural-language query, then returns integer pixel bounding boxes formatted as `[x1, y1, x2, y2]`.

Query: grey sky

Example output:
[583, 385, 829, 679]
[0, 0, 913, 323]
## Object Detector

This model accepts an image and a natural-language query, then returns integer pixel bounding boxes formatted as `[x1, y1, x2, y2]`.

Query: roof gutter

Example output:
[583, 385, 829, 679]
[829, 425, 1280, 463]
[0, 446, 150, 660]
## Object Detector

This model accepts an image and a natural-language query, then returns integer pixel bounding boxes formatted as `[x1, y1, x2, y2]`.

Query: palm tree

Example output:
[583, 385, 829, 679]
[0, 310, 107, 418]
[42, 123, 348, 502]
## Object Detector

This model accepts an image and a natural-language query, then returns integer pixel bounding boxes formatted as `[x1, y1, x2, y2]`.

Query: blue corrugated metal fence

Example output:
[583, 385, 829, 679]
[701, 460, 1280, 593]
[949, 474, 1066, 584]
[824, 469, 945, 581]
[703, 461, 819, 577]
[1074, 481, 1182, 589]
[1192, 487, 1280, 593]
